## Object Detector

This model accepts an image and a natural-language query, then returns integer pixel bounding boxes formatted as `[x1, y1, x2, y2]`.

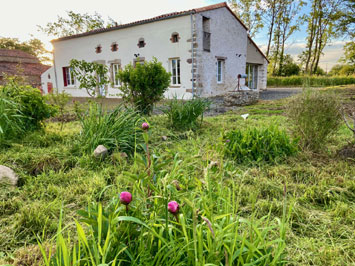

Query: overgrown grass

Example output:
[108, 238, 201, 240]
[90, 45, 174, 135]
[0, 94, 24, 145]
[0, 86, 354, 265]
[267, 75, 355, 87]
[75, 102, 143, 155]
[223, 125, 298, 164]
[163, 97, 210, 130]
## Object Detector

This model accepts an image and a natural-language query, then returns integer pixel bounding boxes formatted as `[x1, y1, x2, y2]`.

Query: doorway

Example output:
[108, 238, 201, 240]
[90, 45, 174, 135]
[246, 64, 259, 90]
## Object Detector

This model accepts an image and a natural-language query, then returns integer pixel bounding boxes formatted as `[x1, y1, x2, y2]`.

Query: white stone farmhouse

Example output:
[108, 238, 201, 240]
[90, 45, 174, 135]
[41, 2, 268, 99]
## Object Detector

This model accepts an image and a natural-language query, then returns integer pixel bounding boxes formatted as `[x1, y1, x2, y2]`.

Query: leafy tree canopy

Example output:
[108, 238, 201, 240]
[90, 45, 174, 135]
[0, 37, 51, 64]
[38, 11, 117, 38]
[70, 59, 109, 98]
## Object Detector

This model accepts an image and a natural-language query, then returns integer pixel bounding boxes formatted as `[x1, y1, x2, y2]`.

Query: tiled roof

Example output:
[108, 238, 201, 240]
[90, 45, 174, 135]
[0, 49, 38, 61]
[0, 62, 50, 77]
[52, 2, 248, 42]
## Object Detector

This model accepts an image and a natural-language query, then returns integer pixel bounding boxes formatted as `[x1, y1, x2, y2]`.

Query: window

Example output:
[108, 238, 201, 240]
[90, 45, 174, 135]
[171, 33, 179, 43]
[203, 16, 211, 51]
[95, 45, 102, 53]
[170, 59, 181, 85]
[62, 67, 75, 86]
[217, 59, 224, 84]
[97, 73, 106, 96]
[133, 57, 145, 67]
[111, 43, 118, 52]
[138, 38, 145, 48]
[112, 63, 120, 86]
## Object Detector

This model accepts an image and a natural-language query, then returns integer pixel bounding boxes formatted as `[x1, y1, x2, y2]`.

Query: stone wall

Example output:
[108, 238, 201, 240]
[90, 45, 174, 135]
[207, 90, 259, 114]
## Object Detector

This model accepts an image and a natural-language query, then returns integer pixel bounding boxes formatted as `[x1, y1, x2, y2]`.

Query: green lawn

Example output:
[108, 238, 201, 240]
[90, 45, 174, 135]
[0, 86, 354, 265]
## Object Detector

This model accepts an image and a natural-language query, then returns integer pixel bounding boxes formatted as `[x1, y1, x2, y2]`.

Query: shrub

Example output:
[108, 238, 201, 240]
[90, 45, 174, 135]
[70, 59, 109, 97]
[118, 57, 171, 115]
[224, 126, 298, 163]
[287, 89, 342, 150]
[45, 88, 71, 130]
[1, 81, 56, 131]
[76, 102, 142, 155]
[267, 75, 355, 87]
[163, 97, 210, 130]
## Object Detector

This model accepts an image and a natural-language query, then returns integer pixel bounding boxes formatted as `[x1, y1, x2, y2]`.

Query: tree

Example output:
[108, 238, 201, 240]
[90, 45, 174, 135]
[301, 0, 342, 75]
[270, 0, 305, 76]
[335, 0, 355, 68]
[342, 42, 355, 66]
[118, 58, 171, 115]
[278, 0, 305, 76]
[0, 37, 51, 64]
[281, 55, 301, 76]
[335, 0, 355, 39]
[69, 59, 109, 97]
[228, 0, 263, 37]
[262, 0, 281, 57]
[38, 11, 116, 38]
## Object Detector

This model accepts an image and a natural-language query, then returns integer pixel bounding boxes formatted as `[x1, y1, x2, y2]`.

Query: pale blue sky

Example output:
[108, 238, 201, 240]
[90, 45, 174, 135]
[0, 0, 345, 69]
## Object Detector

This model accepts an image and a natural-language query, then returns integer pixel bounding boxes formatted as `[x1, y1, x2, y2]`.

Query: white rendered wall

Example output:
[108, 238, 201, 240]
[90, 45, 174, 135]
[194, 8, 248, 96]
[40, 67, 55, 94]
[51, 15, 193, 99]
[246, 38, 268, 90]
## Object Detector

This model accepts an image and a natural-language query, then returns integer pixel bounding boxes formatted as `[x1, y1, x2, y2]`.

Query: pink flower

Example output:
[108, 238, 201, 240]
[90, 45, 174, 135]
[168, 201, 179, 215]
[120, 191, 132, 205]
[142, 122, 149, 130]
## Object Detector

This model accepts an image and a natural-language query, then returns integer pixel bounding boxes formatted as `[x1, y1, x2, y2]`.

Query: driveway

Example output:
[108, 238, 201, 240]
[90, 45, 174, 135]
[259, 87, 303, 100]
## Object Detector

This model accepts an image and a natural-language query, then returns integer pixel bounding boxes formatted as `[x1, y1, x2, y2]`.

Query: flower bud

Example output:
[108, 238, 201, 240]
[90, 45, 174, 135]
[120, 191, 132, 205]
[168, 201, 179, 215]
[142, 122, 149, 130]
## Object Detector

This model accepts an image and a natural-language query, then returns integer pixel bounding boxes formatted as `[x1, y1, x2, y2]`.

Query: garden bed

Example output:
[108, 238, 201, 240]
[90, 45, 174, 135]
[0, 86, 354, 265]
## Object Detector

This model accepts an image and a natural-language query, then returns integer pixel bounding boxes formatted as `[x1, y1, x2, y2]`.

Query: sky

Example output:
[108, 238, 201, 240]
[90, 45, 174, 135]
[0, 0, 345, 70]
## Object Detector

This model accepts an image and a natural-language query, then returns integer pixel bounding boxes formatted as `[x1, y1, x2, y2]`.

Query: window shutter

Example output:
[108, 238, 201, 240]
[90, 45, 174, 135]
[62, 67, 67, 87]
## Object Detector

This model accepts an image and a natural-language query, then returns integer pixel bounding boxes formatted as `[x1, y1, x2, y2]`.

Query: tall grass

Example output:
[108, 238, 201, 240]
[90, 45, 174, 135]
[75, 103, 142, 155]
[267, 75, 355, 87]
[0, 93, 25, 145]
[39, 168, 290, 265]
[163, 97, 210, 130]
[287, 89, 342, 150]
[223, 125, 298, 164]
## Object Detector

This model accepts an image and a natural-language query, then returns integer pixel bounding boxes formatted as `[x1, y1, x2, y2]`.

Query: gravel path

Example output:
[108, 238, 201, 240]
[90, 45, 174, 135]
[259, 87, 303, 100]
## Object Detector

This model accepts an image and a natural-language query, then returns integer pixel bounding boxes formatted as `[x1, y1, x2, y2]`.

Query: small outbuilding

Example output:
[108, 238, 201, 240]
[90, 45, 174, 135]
[0, 49, 50, 89]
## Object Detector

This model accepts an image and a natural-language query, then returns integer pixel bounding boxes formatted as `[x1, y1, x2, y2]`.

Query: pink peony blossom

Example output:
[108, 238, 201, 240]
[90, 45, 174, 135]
[168, 201, 179, 215]
[142, 122, 149, 130]
[120, 191, 132, 205]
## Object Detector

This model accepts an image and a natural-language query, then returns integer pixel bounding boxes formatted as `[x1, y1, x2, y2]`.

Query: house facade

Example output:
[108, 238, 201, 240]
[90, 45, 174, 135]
[41, 2, 268, 99]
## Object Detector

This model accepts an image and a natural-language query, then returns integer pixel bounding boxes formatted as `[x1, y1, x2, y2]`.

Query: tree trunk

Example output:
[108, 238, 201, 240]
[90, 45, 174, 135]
[266, 1, 277, 57]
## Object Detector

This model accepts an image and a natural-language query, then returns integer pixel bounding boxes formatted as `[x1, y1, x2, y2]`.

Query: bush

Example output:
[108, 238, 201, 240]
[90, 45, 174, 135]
[118, 57, 171, 115]
[76, 102, 142, 155]
[45, 88, 71, 129]
[224, 126, 298, 164]
[287, 90, 342, 150]
[163, 97, 210, 130]
[267, 75, 355, 87]
[0, 81, 55, 145]
[1, 81, 56, 131]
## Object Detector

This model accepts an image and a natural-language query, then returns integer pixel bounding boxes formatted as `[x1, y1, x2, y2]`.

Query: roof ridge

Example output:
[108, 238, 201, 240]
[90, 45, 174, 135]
[52, 2, 233, 42]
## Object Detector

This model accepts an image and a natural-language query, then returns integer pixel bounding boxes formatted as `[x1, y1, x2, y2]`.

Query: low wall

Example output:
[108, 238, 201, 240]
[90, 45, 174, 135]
[207, 90, 259, 114]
